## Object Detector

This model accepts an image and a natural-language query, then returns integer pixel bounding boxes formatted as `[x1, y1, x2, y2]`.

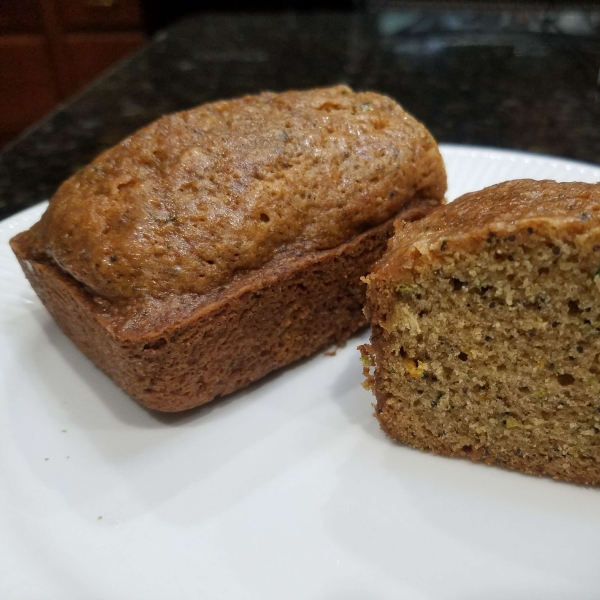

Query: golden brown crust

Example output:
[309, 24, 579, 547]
[28, 85, 445, 304]
[364, 180, 600, 485]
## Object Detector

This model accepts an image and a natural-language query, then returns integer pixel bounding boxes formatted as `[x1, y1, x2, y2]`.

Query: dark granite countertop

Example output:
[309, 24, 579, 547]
[1, 8, 600, 220]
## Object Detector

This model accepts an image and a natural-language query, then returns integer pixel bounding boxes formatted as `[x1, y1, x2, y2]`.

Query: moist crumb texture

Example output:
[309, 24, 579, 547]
[362, 180, 600, 485]
[11, 85, 446, 411]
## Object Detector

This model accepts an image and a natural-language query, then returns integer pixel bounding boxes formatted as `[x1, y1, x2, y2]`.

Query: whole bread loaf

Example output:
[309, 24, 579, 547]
[11, 85, 446, 412]
[362, 179, 600, 485]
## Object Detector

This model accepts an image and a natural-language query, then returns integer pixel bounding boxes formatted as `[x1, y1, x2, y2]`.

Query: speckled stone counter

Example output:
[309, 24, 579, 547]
[1, 9, 599, 220]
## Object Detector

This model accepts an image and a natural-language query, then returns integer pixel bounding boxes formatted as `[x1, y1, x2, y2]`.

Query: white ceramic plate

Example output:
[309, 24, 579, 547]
[1, 145, 600, 600]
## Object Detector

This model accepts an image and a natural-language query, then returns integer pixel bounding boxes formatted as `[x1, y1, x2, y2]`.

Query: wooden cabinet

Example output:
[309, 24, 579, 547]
[0, 0, 145, 147]
[64, 31, 144, 93]
[0, 36, 60, 144]
[0, 0, 45, 33]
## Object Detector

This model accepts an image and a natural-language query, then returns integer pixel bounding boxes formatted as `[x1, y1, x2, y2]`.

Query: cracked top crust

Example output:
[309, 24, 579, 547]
[27, 85, 446, 301]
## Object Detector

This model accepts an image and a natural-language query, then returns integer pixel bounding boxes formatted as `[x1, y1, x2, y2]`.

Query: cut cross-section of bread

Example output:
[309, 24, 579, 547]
[362, 179, 600, 485]
[11, 85, 446, 412]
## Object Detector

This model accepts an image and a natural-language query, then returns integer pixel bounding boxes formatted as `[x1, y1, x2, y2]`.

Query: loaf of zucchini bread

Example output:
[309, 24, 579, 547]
[11, 85, 446, 411]
[362, 179, 600, 484]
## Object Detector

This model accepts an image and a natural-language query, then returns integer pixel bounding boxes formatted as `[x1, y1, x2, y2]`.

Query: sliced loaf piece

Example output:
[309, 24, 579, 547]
[362, 179, 600, 484]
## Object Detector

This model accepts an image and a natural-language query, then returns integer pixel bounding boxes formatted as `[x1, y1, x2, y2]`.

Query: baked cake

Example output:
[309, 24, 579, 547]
[11, 85, 446, 412]
[362, 179, 600, 484]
